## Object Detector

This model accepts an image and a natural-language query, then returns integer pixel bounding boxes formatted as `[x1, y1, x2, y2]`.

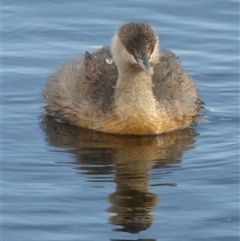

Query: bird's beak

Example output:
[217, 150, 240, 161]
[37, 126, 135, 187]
[136, 55, 151, 74]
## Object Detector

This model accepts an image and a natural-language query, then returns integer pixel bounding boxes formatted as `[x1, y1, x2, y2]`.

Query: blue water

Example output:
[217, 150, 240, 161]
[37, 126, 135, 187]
[2, 0, 239, 240]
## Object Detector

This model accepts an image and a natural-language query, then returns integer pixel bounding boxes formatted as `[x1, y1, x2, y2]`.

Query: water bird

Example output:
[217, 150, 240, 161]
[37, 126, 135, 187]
[43, 22, 203, 135]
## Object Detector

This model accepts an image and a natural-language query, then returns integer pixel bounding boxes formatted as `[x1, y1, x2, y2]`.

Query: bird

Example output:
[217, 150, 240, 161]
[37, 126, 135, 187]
[43, 22, 203, 135]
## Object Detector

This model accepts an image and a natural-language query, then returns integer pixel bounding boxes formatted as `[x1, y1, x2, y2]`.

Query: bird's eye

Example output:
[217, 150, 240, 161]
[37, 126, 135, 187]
[127, 47, 134, 55]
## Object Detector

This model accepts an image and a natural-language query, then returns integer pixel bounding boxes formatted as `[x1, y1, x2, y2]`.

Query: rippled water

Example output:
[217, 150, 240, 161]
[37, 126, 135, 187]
[2, 0, 239, 240]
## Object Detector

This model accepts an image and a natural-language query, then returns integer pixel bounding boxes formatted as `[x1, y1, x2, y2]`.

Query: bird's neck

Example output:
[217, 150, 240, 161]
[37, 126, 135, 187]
[114, 69, 158, 121]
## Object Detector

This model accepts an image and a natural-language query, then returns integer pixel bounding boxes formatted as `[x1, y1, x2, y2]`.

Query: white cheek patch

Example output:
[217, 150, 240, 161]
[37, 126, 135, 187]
[127, 52, 137, 64]
[112, 34, 137, 66]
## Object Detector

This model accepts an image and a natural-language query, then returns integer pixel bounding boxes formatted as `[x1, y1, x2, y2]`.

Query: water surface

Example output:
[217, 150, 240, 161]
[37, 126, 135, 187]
[2, 0, 239, 240]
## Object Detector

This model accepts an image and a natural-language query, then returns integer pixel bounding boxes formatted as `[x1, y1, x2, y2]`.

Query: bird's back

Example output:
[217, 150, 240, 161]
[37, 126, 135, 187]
[43, 46, 118, 125]
[152, 49, 202, 121]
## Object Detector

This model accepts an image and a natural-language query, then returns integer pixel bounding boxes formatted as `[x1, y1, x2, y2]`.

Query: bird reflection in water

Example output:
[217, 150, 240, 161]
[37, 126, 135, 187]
[41, 115, 198, 234]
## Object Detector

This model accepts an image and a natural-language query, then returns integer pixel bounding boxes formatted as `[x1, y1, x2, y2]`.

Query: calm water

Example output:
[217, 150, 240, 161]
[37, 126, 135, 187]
[2, 0, 239, 240]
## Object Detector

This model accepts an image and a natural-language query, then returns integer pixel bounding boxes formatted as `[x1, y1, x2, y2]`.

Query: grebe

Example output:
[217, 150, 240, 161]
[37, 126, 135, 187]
[43, 22, 202, 135]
